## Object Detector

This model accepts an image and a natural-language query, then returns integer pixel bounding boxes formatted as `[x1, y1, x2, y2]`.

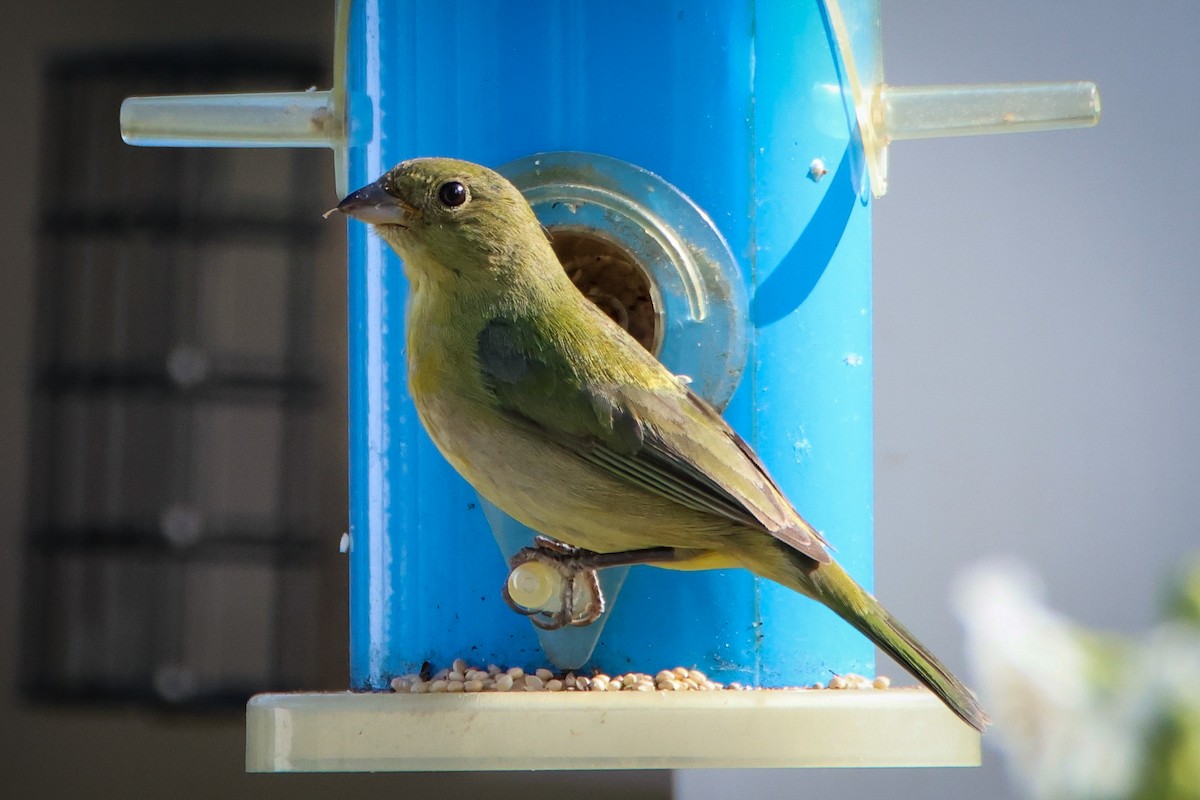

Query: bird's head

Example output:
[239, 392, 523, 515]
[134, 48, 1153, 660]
[334, 157, 550, 287]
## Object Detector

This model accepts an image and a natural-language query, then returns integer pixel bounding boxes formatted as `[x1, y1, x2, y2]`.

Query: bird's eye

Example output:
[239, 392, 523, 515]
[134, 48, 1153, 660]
[437, 181, 468, 208]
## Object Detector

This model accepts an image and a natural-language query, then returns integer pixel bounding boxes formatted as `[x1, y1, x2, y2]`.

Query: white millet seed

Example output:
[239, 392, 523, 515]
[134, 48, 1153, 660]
[688, 669, 707, 683]
[452, 658, 468, 675]
[873, 676, 891, 690]
[506, 667, 525, 679]
[524, 674, 544, 691]
[487, 664, 503, 676]
[546, 679, 564, 692]
[464, 679, 484, 692]
[842, 673, 869, 689]
[828, 675, 847, 689]
[432, 668, 450, 681]
[447, 679, 465, 692]
[656, 670, 675, 684]
[535, 668, 554, 682]
[672, 666, 689, 679]
[429, 679, 449, 693]
[390, 677, 411, 692]
[810, 682, 825, 690]
[493, 673, 514, 691]
[410, 680, 429, 693]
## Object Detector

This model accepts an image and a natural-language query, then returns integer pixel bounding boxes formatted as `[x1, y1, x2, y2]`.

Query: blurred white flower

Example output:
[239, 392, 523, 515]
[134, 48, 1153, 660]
[954, 557, 1200, 800]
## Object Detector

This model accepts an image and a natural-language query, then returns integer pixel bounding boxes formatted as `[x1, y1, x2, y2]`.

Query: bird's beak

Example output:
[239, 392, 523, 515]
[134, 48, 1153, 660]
[331, 179, 414, 225]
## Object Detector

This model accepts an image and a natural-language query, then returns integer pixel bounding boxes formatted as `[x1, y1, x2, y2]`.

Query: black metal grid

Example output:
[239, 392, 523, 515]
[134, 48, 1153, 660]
[22, 48, 330, 708]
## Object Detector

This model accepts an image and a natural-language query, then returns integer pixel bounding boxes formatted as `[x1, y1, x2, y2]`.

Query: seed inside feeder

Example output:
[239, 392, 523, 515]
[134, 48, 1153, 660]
[550, 228, 660, 354]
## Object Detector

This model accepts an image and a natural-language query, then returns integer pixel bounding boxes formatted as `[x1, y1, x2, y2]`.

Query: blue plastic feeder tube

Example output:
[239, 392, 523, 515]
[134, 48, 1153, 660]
[346, 0, 876, 689]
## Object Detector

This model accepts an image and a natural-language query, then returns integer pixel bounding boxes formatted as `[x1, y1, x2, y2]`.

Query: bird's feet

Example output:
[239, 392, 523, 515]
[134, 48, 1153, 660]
[501, 536, 605, 630]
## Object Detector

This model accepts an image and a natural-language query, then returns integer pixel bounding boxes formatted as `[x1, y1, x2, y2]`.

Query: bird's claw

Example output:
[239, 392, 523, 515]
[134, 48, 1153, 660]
[501, 536, 606, 630]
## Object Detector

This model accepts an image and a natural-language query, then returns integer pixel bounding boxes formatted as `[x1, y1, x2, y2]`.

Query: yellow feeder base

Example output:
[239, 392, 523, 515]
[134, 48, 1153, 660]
[246, 688, 981, 771]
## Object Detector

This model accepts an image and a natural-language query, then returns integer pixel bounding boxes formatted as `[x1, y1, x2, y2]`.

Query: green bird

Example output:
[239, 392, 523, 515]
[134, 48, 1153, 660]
[336, 157, 988, 732]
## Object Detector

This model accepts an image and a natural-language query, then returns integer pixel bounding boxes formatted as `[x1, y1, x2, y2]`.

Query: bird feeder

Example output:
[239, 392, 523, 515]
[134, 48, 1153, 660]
[122, 0, 1099, 771]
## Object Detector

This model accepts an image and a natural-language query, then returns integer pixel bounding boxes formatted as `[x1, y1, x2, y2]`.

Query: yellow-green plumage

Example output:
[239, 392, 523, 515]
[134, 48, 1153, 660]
[337, 157, 988, 732]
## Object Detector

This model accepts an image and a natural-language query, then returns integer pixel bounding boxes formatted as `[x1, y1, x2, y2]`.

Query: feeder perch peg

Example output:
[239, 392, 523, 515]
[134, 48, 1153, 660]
[119, 90, 342, 147]
[503, 558, 602, 631]
[120, 88, 355, 195]
[505, 560, 564, 615]
[875, 81, 1102, 143]
[861, 81, 1101, 196]
[821, 0, 1100, 197]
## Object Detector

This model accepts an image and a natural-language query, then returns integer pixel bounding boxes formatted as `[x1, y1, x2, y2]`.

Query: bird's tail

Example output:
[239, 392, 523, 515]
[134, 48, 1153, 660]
[752, 550, 989, 732]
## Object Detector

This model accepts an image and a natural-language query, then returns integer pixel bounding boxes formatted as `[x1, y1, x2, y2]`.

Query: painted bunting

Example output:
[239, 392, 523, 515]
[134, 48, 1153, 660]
[336, 157, 988, 731]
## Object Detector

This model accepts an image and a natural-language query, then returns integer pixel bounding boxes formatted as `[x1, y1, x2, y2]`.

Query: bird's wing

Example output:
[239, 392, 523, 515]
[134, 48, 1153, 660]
[477, 317, 831, 564]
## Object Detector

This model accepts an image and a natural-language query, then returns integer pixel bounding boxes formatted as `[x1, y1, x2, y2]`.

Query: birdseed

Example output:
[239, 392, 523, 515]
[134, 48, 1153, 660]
[387, 659, 897, 695]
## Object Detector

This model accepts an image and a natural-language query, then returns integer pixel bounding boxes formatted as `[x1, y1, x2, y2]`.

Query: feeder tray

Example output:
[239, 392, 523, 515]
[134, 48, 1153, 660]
[246, 689, 980, 772]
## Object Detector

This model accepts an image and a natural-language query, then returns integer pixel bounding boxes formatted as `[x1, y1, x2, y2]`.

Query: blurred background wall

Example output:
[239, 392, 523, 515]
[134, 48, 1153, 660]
[1, 2, 1195, 799]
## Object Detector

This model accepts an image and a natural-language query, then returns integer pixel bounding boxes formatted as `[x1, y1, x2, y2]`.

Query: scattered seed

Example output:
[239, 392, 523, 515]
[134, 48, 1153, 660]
[388, 659, 896, 696]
